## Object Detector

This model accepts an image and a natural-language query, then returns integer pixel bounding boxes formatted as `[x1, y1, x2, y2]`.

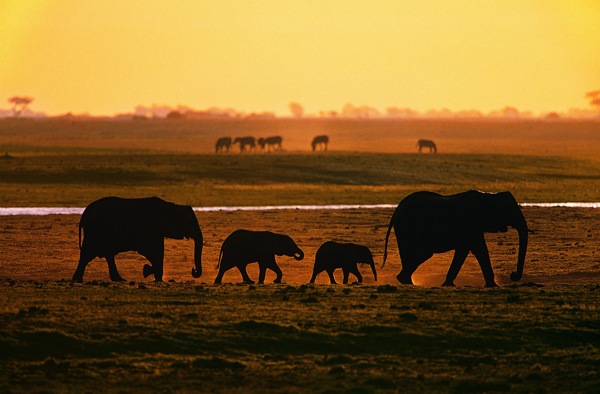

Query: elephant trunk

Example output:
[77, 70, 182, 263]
[370, 260, 378, 282]
[191, 232, 203, 278]
[510, 224, 528, 282]
[294, 249, 304, 261]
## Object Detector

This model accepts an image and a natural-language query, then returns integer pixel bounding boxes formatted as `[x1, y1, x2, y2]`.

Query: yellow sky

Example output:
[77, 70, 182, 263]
[1, 0, 599, 116]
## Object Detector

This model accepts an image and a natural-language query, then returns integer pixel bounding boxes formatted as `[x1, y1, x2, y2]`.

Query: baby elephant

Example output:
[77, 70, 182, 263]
[310, 241, 377, 284]
[214, 229, 304, 284]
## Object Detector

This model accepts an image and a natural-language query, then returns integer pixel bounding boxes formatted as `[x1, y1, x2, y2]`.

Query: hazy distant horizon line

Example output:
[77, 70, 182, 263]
[1, 98, 599, 120]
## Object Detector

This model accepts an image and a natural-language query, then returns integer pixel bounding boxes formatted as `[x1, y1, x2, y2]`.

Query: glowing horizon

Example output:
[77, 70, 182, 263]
[1, 1, 599, 117]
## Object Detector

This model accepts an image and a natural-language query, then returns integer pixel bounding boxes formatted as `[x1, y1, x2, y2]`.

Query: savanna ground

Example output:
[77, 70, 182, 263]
[0, 118, 599, 392]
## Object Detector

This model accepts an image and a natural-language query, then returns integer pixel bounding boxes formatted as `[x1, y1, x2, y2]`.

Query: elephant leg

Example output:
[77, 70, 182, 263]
[72, 248, 95, 282]
[213, 267, 226, 284]
[398, 249, 432, 285]
[270, 261, 283, 284]
[342, 269, 350, 284]
[258, 263, 267, 285]
[237, 265, 255, 284]
[326, 269, 337, 284]
[260, 256, 282, 283]
[471, 236, 498, 287]
[443, 247, 469, 286]
[309, 267, 321, 284]
[141, 242, 164, 282]
[350, 266, 363, 284]
[106, 255, 125, 282]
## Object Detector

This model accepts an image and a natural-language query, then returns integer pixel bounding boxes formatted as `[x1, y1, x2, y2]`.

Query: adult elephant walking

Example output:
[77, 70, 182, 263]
[214, 229, 304, 284]
[383, 190, 529, 287]
[72, 197, 203, 282]
[310, 241, 377, 284]
[233, 136, 256, 153]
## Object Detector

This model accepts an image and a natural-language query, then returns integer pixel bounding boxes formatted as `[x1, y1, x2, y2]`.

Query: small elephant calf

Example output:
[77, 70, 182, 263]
[214, 229, 304, 284]
[309, 241, 377, 284]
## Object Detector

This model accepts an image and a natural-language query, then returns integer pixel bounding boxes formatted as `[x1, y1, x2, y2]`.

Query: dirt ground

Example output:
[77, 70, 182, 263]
[1, 206, 598, 287]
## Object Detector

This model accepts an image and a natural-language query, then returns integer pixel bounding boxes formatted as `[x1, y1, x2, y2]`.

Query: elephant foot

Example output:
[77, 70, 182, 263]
[485, 281, 498, 288]
[110, 276, 126, 282]
[396, 273, 413, 285]
[143, 264, 153, 278]
[273, 278, 282, 284]
[442, 281, 455, 287]
[244, 279, 255, 285]
[72, 273, 83, 282]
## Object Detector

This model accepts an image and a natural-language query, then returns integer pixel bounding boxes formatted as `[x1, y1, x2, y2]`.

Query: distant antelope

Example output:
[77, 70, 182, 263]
[233, 136, 256, 153]
[215, 137, 232, 153]
[311, 135, 329, 151]
[417, 139, 437, 154]
[257, 136, 283, 152]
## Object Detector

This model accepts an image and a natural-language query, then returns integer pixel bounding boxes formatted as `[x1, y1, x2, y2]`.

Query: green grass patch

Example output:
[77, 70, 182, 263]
[1, 151, 599, 206]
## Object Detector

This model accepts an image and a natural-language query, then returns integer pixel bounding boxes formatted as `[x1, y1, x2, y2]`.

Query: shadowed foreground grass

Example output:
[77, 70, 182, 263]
[1, 280, 598, 393]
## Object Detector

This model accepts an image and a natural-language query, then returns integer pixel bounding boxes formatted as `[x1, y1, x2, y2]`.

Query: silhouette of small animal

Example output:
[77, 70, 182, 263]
[233, 136, 256, 153]
[311, 135, 329, 151]
[310, 241, 377, 284]
[417, 139, 437, 153]
[214, 229, 304, 284]
[257, 136, 283, 151]
[215, 137, 232, 153]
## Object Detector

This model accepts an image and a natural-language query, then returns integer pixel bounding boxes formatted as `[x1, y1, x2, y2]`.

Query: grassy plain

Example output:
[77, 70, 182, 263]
[1, 118, 599, 392]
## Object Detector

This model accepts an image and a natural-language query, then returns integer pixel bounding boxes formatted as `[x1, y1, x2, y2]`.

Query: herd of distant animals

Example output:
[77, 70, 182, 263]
[215, 135, 330, 153]
[73, 189, 528, 288]
[215, 136, 438, 154]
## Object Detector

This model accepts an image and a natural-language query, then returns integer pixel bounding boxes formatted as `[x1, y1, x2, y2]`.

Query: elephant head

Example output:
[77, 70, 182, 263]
[356, 245, 377, 282]
[477, 191, 528, 282]
[272, 233, 304, 261]
[161, 204, 203, 278]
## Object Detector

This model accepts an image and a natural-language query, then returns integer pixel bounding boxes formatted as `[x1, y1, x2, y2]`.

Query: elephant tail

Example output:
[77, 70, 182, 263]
[215, 247, 224, 270]
[78, 220, 83, 250]
[382, 206, 398, 269]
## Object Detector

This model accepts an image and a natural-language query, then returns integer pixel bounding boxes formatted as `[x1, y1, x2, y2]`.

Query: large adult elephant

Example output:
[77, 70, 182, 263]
[214, 229, 304, 284]
[309, 241, 377, 284]
[383, 190, 529, 287]
[72, 196, 203, 282]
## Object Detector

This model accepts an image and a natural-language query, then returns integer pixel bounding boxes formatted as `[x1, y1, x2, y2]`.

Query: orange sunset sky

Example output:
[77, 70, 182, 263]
[1, 0, 599, 116]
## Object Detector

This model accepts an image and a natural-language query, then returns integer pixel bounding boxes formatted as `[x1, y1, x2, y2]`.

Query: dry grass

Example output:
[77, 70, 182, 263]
[1, 118, 600, 392]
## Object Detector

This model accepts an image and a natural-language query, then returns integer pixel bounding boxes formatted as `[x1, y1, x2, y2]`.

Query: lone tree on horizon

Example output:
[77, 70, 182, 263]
[586, 90, 600, 114]
[8, 96, 34, 118]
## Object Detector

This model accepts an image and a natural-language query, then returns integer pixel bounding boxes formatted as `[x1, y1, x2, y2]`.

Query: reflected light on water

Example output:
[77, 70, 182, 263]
[0, 202, 598, 216]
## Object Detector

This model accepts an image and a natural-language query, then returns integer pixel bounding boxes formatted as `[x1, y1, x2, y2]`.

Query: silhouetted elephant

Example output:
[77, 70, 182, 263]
[257, 136, 283, 151]
[233, 136, 256, 153]
[383, 190, 529, 287]
[311, 135, 329, 151]
[417, 139, 437, 153]
[214, 229, 304, 284]
[309, 241, 377, 284]
[72, 197, 203, 282]
[215, 137, 232, 153]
